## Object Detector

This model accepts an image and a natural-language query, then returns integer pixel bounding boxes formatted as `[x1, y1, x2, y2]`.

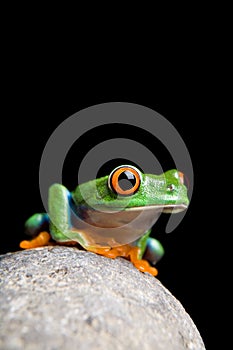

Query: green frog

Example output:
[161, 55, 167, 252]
[20, 165, 189, 276]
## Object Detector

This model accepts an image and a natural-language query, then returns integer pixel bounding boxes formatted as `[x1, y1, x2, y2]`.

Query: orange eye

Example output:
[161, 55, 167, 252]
[108, 165, 141, 196]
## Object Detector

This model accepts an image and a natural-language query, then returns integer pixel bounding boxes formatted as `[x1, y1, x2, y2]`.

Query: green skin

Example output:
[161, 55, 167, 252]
[25, 166, 189, 264]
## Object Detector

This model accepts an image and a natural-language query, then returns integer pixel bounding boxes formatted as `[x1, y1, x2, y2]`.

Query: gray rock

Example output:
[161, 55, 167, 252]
[0, 246, 205, 350]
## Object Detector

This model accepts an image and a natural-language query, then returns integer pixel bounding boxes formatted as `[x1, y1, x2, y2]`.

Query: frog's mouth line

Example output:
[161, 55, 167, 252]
[95, 204, 188, 214]
[125, 204, 188, 214]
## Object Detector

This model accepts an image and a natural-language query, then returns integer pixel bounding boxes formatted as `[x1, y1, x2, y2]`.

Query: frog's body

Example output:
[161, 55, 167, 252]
[21, 166, 189, 276]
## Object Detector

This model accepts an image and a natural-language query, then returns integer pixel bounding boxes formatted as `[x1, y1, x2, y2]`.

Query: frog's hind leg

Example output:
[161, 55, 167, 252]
[20, 231, 51, 249]
[125, 232, 164, 276]
[20, 213, 51, 249]
[142, 237, 165, 265]
[24, 213, 49, 237]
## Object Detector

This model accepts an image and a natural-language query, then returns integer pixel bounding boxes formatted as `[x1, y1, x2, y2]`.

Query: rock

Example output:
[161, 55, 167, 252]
[0, 246, 205, 350]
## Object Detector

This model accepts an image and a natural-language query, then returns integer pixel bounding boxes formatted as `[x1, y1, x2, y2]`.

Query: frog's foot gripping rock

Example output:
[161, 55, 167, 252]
[128, 246, 158, 276]
[88, 245, 158, 277]
[20, 232, 78, 249]
[20, 231, 51, 249]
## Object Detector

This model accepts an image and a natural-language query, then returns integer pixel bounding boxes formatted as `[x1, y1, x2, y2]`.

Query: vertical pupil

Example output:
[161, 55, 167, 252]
[118, 171, 136, 191]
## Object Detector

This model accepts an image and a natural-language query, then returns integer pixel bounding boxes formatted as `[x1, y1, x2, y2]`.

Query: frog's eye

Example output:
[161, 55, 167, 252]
[108, 165, 141, 196]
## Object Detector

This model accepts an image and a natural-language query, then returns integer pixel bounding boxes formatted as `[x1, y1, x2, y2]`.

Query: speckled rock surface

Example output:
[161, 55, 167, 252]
[0, 246, 205, 350]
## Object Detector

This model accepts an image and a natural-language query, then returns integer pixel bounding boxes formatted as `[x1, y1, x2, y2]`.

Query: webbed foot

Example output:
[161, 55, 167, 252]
[87, 245, 158, 276]
[88, 245, 132, 258]
[20, 231, 51, 249]
[128, 246, 158, 276]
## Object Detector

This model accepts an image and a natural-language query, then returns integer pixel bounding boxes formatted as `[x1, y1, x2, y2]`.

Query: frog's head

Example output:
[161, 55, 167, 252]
[74, 165, 189, 212]
[72, 165, 189, 245]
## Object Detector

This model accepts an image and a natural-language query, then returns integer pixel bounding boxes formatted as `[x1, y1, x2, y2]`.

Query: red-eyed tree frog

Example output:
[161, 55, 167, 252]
[20, 165, 189, 276]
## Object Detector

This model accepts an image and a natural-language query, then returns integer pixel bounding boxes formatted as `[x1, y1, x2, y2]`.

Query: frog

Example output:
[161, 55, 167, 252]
[20, 165, 189, 276]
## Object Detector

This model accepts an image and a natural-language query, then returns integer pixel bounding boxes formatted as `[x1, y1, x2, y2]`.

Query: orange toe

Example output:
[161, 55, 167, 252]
[20, 231, 51, 249]
[133, 260, 158, 276]
[128, 246, 158, 276]
[86, 244, 158, 276]
[87, 245, 131, 259]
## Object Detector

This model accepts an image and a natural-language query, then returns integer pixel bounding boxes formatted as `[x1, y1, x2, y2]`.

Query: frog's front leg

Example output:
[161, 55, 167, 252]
[20, 184, 90, 250]
[48, 184, 92, 248]
[128, 246, 158, 276]
[92, 243, 158, 276]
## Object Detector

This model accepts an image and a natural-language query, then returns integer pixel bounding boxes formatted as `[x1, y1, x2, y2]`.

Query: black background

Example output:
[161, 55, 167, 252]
[2, 40, 222, 349]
